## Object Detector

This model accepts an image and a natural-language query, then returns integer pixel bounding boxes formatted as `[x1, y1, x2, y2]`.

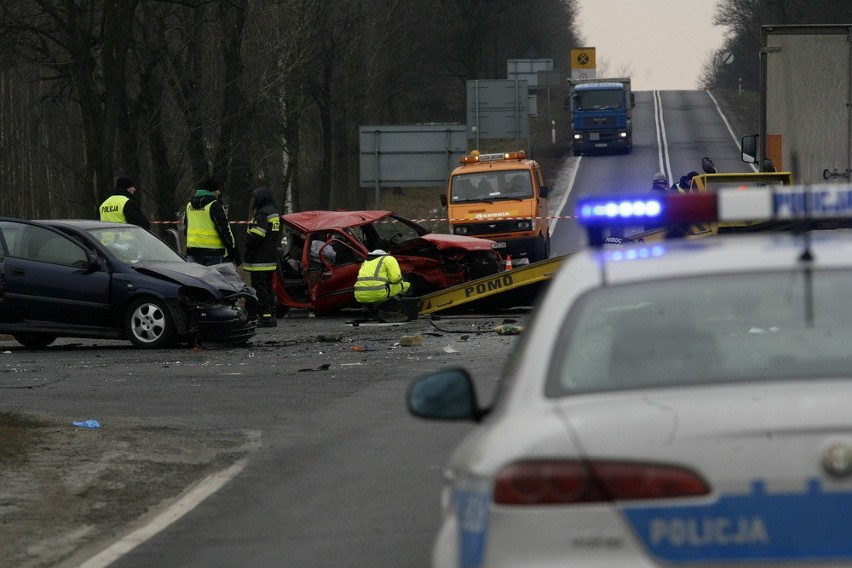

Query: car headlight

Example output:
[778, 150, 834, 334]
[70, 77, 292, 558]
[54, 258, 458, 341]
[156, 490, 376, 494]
[453, 225, 470, 235]
[619, 131, 628, 138]
[573, 133, 582, 140]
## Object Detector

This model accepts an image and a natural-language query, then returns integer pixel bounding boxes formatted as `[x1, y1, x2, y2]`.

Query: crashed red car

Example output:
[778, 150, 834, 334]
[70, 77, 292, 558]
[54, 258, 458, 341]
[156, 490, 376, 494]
[273, 210, 502, 314]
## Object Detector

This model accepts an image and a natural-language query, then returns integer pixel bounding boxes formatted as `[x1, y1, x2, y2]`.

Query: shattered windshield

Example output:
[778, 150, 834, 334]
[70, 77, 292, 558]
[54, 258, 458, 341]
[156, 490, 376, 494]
[87, 226, 186, 264]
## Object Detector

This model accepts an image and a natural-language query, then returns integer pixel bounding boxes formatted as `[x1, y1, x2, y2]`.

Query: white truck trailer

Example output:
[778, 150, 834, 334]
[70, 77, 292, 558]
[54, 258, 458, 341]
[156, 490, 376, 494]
[743, 24, 852, 184]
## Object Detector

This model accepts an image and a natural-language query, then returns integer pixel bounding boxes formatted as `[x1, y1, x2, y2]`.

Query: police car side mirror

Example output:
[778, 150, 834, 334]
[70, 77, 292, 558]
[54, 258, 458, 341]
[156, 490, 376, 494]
[407, 367, 486, 422]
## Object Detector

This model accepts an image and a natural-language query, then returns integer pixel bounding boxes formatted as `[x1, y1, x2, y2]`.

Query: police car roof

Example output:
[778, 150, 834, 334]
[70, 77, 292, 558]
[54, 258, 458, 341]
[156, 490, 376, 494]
[567, 230, 852, 288]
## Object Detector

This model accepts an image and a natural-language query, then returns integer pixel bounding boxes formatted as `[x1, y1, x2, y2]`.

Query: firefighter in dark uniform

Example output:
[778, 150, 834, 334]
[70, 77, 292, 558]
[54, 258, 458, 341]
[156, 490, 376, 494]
[243, 186, 281, 327]
[99, 175, 150, 230]
[184, 178, 241, 267]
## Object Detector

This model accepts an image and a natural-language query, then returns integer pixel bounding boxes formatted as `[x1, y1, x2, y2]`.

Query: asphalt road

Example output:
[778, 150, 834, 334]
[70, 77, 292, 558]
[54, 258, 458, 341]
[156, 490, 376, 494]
[0, 88, 748, 568]
[1, 311, 523, 568]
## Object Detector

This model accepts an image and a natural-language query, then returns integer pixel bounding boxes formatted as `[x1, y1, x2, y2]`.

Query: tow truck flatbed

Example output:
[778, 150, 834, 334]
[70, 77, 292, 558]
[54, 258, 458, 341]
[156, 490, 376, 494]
[416, 256, 565, 316]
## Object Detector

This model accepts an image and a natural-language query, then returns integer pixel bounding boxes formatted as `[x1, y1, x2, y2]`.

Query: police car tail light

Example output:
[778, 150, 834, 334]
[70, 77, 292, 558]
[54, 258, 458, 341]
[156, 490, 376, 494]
[493, 460, 709, 505]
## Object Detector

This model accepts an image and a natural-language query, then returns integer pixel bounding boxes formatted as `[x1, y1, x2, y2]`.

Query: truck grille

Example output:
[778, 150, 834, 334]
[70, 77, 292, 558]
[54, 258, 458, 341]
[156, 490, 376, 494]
[461, 220, 514, 235]
[581, 115, 616, 127]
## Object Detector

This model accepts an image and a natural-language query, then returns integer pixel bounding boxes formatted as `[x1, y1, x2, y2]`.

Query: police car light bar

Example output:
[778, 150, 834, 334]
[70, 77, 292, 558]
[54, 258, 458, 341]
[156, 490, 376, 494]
[576, 184, 852, 227]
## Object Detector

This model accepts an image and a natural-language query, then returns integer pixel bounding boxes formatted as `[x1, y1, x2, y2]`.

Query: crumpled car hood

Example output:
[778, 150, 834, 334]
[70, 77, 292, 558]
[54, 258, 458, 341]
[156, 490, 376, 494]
[133, 261, 255, 296]
[393, 233, 497, 253]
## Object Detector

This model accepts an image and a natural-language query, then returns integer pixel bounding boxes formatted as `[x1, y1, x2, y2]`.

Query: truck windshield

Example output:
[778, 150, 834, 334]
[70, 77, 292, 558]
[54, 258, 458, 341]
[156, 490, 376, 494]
[451, 172, 532, 202]
[575, 90, 623, 111]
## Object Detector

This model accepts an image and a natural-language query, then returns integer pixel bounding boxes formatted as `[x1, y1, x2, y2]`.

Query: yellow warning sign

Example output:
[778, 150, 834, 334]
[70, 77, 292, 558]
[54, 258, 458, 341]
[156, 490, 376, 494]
[571, 48, 596, 70]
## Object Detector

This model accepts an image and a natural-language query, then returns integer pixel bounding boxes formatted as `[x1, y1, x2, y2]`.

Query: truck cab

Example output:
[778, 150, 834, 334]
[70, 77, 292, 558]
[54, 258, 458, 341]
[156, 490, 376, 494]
[440, 150, 550, 263]
[568, 78, 633, 156]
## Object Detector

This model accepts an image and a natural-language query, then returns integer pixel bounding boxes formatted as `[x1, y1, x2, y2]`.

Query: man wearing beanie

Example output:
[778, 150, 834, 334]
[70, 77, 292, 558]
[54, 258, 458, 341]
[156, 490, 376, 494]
[184, 178, 241, 267]
[99, 175, 151, 230]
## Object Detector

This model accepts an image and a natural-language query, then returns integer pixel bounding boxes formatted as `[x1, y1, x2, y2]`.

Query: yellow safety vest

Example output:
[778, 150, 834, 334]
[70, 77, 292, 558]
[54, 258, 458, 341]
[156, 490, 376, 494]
[100, 195, 129, 223]
[186, 202, 226, 249]
[354, 256, 410, 304]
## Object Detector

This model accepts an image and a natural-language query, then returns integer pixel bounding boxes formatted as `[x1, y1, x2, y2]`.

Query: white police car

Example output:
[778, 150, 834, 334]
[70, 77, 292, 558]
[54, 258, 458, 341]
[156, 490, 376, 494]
[408, 184, 852, 567]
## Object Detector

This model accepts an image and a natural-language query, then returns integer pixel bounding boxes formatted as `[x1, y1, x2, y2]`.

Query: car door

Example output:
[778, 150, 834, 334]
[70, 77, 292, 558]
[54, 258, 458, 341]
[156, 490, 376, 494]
[0, 220, 112, 329]
[309, 232, 365, 313]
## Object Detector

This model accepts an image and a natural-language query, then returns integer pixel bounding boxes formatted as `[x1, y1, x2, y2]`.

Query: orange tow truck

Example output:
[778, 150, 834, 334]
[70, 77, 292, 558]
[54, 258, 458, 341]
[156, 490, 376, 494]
[440, 150, 551, 263]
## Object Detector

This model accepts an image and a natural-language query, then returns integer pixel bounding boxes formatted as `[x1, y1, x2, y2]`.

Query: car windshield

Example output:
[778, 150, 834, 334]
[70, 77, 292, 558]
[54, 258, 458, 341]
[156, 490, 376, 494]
[451, 171, 532, 202]
[575, 89, 623, 111]
[547, 270, 852, 395]
[87, 226, 186, 264]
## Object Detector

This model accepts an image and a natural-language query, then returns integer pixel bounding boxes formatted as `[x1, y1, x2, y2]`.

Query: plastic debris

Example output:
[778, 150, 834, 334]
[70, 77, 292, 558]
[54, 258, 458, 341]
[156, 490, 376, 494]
[72, 419, 101, 429]
[442, 345, 458, 353]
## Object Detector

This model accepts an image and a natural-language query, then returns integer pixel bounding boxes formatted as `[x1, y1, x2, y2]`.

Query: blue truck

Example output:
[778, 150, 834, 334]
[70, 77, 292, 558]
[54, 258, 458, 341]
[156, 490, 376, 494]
[566, 77, 634, 156]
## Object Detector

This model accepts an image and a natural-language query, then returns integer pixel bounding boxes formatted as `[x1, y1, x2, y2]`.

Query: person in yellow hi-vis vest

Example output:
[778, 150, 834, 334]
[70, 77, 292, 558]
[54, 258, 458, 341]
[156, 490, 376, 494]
[184, 178, 241, 267]
[243, 186, 280, 327]
[354, 249, 410, 319]
[99, 175, 150, 230]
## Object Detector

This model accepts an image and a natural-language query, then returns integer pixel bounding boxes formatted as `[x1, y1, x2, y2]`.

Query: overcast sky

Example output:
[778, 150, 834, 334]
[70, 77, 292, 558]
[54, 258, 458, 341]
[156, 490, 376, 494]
[575, 0, 727, 91]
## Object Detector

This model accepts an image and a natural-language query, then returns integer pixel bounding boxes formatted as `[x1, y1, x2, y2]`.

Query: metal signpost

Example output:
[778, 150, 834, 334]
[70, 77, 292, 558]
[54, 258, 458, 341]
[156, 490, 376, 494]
[359, 125, 467, 208]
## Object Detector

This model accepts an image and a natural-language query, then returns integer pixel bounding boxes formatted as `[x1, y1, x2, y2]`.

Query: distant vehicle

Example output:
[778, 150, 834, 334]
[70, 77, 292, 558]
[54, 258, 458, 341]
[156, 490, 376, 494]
[741, 24, 851, 184]
[440, 150, 551, 264]
[0, 218, 256, 349]
[566, 77, 633, 156]
[274, 210, 501, 315]
[409, 184, 852, 567]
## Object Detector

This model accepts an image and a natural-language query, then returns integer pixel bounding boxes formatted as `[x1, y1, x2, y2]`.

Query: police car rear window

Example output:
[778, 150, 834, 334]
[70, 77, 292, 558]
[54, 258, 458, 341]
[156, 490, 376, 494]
[546, 270, 852, 395]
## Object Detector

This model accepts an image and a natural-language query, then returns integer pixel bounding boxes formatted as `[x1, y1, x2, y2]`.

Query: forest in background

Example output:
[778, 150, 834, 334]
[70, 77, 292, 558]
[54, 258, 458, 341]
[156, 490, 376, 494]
[0, 0, 849, 234]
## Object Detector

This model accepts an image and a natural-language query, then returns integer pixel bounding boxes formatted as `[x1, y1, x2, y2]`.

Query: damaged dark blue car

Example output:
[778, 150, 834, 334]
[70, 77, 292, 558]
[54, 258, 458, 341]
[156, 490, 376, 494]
[0, 218, 256, 349]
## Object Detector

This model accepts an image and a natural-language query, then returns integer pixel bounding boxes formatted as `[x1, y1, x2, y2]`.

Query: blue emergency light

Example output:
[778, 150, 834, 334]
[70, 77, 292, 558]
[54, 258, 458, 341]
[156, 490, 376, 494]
[576, 183, 852, 247]
[576, 192, 717, 227]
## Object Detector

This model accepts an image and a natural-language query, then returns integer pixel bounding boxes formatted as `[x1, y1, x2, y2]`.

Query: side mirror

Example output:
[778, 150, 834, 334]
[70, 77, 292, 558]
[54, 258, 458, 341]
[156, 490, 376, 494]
[84, 251, 104, 273]
[165, 228, 182, 252]
[539, 185, 549, 198]
[406, 367, 484, 422]
[741, 135, 758, 164]
[439, 194, 447, 207]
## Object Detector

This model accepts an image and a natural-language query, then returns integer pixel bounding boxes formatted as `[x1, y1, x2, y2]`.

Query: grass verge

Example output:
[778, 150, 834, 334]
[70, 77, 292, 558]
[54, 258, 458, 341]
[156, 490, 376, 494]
[0, 411, 48, 465]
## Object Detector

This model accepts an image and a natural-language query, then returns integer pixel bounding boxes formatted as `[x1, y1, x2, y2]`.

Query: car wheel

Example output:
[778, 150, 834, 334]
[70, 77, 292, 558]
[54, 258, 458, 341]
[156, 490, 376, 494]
[125, 297, 176, 348]
[13, 333, 57, 349]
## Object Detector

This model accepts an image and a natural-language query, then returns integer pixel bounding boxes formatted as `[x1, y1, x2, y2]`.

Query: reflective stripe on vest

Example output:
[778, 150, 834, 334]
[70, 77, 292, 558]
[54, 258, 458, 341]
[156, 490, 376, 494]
[243, 261, 277, 271]
[100, 195, 129, 223]
[186, 202, 225, 249]
[354, 256, 390, 303]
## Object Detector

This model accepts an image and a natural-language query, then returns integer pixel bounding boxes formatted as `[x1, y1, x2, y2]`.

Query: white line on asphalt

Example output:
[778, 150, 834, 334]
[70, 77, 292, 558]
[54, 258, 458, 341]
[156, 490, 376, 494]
[77, 456, 253, 567]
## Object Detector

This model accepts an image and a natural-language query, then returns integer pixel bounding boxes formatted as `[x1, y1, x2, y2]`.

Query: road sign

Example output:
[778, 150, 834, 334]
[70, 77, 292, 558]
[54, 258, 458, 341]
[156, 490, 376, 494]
[571, 47, 596, 80]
